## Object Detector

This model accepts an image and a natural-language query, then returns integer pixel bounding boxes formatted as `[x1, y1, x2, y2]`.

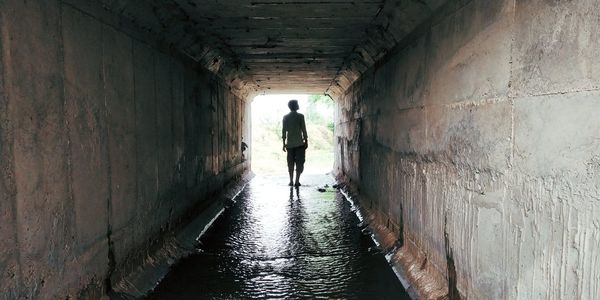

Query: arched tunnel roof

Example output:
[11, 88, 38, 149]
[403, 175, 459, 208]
[101, 0, 447, 99]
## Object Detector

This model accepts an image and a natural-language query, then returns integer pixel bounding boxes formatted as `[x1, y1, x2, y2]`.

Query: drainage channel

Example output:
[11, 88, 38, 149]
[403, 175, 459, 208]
[146, 175, 409, 299]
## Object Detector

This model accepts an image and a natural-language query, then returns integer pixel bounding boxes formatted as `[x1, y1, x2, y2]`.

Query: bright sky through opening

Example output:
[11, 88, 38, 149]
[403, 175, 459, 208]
[251, 94, 334, 175]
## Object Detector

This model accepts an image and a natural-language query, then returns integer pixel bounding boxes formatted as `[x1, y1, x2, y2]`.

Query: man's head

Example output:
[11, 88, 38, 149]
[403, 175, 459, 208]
[288, 99, 299, 111]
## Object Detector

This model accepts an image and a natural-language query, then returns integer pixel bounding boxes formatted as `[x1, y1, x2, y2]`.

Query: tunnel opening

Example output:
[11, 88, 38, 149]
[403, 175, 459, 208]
[251, 94, 334, 176]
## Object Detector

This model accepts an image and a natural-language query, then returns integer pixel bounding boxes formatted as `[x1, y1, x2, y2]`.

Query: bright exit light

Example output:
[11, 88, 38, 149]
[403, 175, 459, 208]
[251, 94, 334, 176]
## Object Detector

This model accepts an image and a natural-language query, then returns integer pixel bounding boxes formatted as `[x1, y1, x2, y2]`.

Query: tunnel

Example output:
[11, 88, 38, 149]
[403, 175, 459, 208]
[1, 0, 599, 299]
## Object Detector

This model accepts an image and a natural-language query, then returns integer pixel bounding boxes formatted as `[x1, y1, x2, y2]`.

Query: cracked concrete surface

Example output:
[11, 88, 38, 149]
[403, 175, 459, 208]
[335, 0, 600, 298]
[0, 1, 249, 297]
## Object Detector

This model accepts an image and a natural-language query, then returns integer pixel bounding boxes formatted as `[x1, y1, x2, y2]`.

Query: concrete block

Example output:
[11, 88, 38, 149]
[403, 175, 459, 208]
[183, 71, 202, 194]
[507, 172, 600, 299]
[470, 201, 505, 299]
[215, 84, 226, 174]
[427, 169, 508, 298]
[375, 107, 426, 154]
[514, 91, 600, 176]
[391, 158, 423, 241]
[224, 91, 238, 165]
[103, 25, 137, 232]
[63, 4, 110, 252]
[0, 36, 19, 297]
[133, 41, 159, 241]
[426, 0, 512, 105]
[513, 0, 600, 97]
[171, 62, 186, 166]
[170, 62, 187, 219]
[360, 148, 392, 210]
[374, 35, 428, 111]
[1, 0, 73, 297]
[357, 116, 374, 146]
[419, 162, 451, 275]
[425, 100, 512, 171]
[155, 53, 174, 227]
[201, 75, 218, 177]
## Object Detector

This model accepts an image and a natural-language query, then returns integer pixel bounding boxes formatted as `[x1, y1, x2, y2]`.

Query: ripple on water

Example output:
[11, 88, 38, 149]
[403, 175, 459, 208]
[147, 175, 409, 300]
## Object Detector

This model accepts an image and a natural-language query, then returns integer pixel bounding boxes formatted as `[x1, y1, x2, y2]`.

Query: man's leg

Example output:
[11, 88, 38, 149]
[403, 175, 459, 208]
[294, 171, 301, 186]
[287, 148, 294, 186]
[294, 147, 306, 186]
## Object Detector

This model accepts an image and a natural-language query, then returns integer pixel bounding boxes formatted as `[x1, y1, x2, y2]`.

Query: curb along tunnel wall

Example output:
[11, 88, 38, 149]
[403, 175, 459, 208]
[334, 0, 600, 299]
[0, 1, 249, 298]
[0, 0, 599, 299]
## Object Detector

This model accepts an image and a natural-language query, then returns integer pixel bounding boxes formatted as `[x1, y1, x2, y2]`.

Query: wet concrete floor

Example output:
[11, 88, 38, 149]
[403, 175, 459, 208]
[147, 175, 409, 299]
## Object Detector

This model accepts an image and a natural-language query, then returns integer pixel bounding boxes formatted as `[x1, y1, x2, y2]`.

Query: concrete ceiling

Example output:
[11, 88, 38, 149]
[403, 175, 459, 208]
[101, 0, 447, 98]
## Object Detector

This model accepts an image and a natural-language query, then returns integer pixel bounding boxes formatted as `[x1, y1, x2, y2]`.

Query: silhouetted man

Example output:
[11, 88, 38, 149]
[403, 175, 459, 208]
[282, 99, 308, 186]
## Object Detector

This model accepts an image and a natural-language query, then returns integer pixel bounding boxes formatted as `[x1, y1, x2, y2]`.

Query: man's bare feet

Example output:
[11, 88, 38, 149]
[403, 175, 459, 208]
[294, 182, 301, 187]
[288, 182, 294, 186]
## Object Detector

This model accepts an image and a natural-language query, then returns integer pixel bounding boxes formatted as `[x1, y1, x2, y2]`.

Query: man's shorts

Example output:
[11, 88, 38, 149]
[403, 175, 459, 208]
[286, 145, 306, 172]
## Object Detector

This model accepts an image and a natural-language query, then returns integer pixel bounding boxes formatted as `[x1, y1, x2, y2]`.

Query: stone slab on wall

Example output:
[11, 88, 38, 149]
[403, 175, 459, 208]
[63, 4, 115, 293]
[155, 53, 175, 231]
[103, 23, 139, 273]
[0, 0, 75, 297]
[513, 0, 600, 97]
[0, 0, 250, 298]
[133, 40, 160, 250]
[334, 0, 600, 298]
[510, 92, 600, 300]
[0, 4, 19, 297]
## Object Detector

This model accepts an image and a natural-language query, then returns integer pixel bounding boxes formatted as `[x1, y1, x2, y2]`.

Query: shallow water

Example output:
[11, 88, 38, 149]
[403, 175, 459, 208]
[147, 175, 409, 300]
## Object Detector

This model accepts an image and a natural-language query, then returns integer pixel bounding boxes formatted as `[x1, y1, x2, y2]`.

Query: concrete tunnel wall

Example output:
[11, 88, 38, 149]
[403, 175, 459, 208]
[0, 0, 250, 298]
[334, 0, 600, 299]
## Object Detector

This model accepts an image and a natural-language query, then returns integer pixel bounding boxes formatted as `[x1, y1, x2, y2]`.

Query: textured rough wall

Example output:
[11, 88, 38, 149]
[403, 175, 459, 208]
[0, 0, 249, 298]
[334, 0, 600, 298]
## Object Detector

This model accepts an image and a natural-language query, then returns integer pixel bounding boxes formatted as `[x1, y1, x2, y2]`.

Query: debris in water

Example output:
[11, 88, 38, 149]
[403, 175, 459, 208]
[357, 221, 368, 229]
[368, 246, 383, 254]
[318, 188, 326, 192]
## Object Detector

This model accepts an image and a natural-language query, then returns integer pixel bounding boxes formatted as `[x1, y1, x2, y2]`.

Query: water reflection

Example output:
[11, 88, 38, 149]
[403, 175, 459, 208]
[147, 175, 409, 300]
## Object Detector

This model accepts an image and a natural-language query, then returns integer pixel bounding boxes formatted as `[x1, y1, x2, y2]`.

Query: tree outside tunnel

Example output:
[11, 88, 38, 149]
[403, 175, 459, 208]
[251, 94, 334, 175]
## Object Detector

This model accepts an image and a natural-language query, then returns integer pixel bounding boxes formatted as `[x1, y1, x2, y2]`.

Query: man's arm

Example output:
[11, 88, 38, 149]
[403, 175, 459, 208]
[301, 115, 308, 147]
[282, 117, 287, 152]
